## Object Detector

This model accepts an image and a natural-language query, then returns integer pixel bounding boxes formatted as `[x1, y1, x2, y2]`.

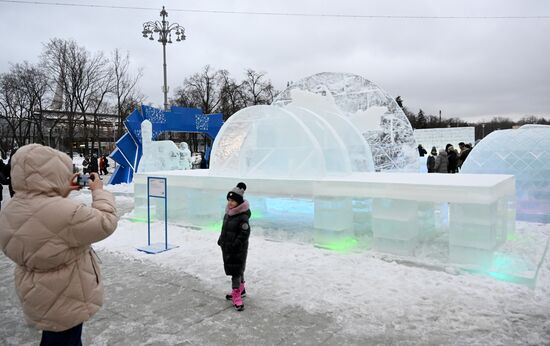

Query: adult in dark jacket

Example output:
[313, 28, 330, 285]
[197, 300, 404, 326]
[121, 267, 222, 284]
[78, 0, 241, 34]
[217, 182, 250, 311]
[458, 142, 471, 170]
[417, 144, 427, 157]
[3, 148, 16, 198]
[199, 152, 209, 169]
[88, 154, 99, 174]
[426, 147, 437, 173]
[446, 144, 459, 173]
[0, 159, 7, 210]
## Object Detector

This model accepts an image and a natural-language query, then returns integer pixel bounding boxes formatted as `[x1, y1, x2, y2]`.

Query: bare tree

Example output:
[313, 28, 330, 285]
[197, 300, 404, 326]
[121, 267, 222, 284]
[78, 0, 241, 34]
[41, 38, 115, 156]
[14, 62, 50, 145]
[218, 69, 246, 120]
[242, 69, 275, 106]
[77, 52, 114, 154]
[111, 49, 143, 138]
[0, 62, 49, 148]
[41, 38, 83, 155]
[173, 65, 223, 114]
[0, 70, 28, 148]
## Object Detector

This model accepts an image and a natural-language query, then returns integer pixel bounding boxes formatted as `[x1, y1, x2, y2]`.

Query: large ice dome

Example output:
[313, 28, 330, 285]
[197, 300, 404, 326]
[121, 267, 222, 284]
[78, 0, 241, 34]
[209, 91, 374, 178]
[273, 72, 418, 171]
[461, 125, 550, 223]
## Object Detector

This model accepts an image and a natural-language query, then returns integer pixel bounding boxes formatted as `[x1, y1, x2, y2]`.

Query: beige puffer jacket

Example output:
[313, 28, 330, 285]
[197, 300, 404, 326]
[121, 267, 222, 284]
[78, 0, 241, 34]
[0, 144, 118, 331]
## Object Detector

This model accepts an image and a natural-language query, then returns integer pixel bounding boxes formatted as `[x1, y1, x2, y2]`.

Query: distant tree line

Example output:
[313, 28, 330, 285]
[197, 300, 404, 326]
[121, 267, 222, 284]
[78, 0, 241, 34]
[171, 65, 277, 119]
[0, 37, 278, 156]
[169, 65, 278, 151]
[2, 36, 547, 156]
[395, 96, 550, 140]
[0, 38, 143, 156]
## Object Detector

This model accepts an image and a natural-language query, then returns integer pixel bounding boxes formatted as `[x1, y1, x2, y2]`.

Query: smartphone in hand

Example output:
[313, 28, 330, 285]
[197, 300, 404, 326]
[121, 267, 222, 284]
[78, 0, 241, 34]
[77, 174, 95, 188]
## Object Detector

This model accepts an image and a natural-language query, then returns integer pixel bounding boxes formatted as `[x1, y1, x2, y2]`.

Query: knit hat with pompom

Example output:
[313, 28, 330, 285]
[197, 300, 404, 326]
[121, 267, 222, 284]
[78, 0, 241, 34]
[226, 182, 247, 204]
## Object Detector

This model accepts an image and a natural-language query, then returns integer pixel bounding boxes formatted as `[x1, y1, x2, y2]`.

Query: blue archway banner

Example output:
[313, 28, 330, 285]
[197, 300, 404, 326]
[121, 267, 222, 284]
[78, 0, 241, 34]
[109, 105, 223, 184]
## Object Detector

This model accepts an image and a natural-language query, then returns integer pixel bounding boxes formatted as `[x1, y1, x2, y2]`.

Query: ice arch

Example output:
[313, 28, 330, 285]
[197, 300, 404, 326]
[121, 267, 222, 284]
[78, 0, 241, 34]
[209, 99, 374, 178]
[461, 124, 550, 223]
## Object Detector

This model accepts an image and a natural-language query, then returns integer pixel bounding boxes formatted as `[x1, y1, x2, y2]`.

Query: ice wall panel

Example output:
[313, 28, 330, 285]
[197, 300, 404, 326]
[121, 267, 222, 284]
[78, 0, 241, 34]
[414, 127, 475, 153]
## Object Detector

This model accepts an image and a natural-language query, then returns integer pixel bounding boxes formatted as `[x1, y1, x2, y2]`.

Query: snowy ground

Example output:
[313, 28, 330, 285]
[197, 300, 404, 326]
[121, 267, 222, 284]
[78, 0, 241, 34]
[1, 185, 550, 344]
[91, 187, 550, 344]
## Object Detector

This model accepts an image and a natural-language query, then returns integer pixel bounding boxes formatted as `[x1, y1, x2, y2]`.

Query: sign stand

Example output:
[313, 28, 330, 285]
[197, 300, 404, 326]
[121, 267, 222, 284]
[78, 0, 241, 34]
[137, 176, 178, 254]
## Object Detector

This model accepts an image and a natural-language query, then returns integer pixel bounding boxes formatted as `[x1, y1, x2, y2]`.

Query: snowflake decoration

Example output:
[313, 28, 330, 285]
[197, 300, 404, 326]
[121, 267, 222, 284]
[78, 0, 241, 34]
[146, 108, 167, 124]
[195, 114, 209, 131]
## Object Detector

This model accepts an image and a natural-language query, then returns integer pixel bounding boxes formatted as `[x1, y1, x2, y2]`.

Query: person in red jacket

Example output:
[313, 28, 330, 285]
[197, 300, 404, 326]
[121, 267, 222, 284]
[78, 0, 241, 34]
[99, 154, 109, 176]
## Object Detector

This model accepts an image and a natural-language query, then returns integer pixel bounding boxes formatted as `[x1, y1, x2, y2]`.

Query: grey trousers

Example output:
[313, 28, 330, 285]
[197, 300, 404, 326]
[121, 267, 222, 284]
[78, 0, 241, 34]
[231, 264, 245, 289]
[231, 275, 244, 289]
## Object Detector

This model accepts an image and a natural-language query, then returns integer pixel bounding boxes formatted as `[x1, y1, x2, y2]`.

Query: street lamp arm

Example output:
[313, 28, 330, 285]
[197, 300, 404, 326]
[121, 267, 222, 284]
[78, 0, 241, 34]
[141, 6, 187, 111]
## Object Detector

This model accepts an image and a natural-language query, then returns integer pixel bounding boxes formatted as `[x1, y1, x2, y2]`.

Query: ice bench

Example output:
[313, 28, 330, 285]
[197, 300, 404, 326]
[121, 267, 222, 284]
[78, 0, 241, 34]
[134, 171, 515, 268]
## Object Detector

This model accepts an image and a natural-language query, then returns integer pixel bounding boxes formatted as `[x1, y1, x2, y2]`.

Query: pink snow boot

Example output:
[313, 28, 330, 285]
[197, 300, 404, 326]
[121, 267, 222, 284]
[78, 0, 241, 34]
[225, 282, 246, 300]
[231, 288, 244, 311]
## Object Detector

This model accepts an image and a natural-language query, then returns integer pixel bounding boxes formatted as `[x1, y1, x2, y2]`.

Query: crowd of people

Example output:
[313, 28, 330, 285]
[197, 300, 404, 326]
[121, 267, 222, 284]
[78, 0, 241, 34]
[418, 142, 472, 173]
[81, 154, 110, 176]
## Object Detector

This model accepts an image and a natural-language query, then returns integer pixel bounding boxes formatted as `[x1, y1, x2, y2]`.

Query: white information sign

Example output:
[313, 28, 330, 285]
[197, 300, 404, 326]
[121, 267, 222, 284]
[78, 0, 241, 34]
[148, 177, 166, 198]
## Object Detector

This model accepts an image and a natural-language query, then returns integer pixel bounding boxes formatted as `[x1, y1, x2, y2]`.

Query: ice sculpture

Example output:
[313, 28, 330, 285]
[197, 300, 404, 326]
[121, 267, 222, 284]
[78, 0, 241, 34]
[178, 142, 193, 170]
[461, 125, 550, 223]
[137, 120, 192, 172]
[273, 72, 418, 171]
[210, 90, 375, 177]
[132, 74, 518, 275]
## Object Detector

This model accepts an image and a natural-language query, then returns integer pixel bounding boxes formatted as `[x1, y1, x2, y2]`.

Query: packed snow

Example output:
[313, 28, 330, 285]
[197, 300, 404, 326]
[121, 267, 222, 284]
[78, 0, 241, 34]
[65, 185, 550, 344]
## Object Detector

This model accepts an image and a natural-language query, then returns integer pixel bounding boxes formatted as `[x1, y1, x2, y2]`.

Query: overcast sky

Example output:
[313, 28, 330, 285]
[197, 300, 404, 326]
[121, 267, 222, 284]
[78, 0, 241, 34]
[1, 0, 549, 121]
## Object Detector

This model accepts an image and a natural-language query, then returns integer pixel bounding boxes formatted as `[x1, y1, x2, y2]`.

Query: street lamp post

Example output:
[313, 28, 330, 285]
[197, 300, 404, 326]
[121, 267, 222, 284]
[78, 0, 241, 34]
[142, 6, 186, 111]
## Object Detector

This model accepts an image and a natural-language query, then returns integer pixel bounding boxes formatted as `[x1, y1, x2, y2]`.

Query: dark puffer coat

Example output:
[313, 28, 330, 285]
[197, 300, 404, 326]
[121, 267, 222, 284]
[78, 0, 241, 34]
[217, 201, 251, 276]
[447, 149, 459, 173]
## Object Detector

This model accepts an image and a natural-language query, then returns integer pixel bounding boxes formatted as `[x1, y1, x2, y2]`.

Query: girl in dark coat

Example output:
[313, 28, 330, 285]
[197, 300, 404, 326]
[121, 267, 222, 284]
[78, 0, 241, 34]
[217, 182, 250, 311]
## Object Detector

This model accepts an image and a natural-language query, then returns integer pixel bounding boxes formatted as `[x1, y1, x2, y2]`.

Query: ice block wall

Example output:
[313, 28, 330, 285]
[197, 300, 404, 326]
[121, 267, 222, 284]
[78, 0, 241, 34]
[414, 127, 475, 154]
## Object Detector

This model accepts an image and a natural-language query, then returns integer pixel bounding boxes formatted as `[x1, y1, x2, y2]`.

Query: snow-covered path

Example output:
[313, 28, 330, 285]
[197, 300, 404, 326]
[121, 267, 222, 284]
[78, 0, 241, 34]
[1, 187, 549, 345]
[94, 218, 550, 345]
